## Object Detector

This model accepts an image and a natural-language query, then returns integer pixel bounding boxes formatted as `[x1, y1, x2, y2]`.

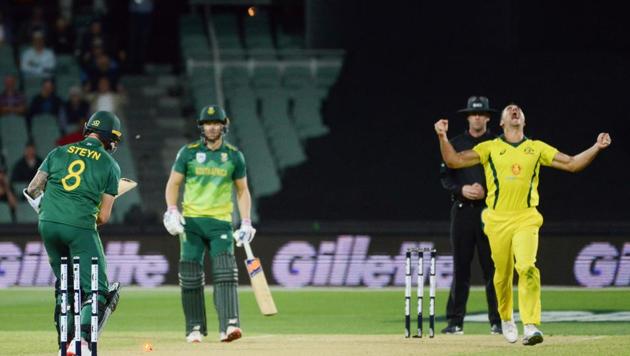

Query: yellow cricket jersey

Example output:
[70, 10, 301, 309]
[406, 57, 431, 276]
[472, 136, 558, 211]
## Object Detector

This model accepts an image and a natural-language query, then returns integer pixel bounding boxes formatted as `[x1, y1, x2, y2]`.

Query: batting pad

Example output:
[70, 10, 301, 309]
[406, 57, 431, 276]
[179, 261, 207, 335]
[212, 253, 240, 332]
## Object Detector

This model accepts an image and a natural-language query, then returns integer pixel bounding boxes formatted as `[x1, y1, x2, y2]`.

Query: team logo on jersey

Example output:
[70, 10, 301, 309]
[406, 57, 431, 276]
[512, 163, 521, 175]
[499, 149, 507, 155]
[196, 152, 206, 163]
[524, 147, 535, 154]
[221, 152, 228, 162]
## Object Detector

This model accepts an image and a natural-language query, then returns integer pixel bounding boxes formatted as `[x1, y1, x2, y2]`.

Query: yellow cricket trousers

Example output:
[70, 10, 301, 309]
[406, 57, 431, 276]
[481, 207, 543, 325]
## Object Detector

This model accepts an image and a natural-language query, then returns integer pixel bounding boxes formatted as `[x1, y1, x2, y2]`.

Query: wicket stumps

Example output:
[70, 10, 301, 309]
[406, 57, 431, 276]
[60, 256, 99, 356]
[60, 257, 68, 355]
[405, 248, 437, 339]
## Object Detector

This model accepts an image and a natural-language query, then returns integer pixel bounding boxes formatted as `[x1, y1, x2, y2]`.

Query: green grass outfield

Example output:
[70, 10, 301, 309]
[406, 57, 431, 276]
[1, 287, 630, 355]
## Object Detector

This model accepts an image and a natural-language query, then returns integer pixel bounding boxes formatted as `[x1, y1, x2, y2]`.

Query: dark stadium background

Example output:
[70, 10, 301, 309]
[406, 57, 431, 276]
[260, 1, 630, 222]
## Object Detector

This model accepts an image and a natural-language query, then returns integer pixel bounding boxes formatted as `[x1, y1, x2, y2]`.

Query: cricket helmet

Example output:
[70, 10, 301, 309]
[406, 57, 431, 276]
[197, 105, 230, 135]
[84, 111, 122, 151]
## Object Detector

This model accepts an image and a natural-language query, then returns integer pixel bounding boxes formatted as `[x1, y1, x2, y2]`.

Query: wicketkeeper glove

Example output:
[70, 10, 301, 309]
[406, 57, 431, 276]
[163, 206, 185, 236]
[23, 189, 43, 213]
[233, 219, 256, 247]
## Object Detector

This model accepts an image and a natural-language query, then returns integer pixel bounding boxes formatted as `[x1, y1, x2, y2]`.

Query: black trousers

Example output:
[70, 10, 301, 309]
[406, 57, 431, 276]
[446, 202, 500, 327]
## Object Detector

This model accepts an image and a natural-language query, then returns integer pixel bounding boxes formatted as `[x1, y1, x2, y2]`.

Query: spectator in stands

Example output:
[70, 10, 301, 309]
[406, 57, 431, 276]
[88, 77, 125, 115]
[26, 78, 63, 132]
[0, 165, 17, 223]
[79, 19, 125, 71]
[79, 19, 106, 58]
[86, 53, 121, 92]
[20, 30, 56, 78]
[50, 17, 75, 54]
[10, 142, 42, 185]
[60, 86, 89, 134]
[79, 37, 106, 82]
[0, 74, 27, 116]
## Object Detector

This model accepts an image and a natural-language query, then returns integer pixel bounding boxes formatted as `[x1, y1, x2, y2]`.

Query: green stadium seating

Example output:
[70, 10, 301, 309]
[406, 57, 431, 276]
[222, 66, 250, 91]
[282, 66, 313, 89]
[0, 202, 12, 223]
[290, 87, 329, 139]
[315, 66, 342, 88]
[226, 88, 281, 198]
[252, 66, 281, 89]
[257, 88, 306, 168]
[31, 114, 61, 157]
[0, 115, 29, 165]
[0, 44, 17, 76]
[16, 201, 38, 223]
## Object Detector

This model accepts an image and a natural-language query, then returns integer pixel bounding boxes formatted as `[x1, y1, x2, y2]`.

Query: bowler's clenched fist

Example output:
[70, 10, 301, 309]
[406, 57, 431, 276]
[595, 133, 611, 149]
[434, 119, 449, 138]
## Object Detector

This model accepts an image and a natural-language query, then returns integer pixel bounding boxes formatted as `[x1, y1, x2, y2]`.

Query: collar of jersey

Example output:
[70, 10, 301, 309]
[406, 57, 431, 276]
[499, 134, 528, 148]
[83, 137, 103, 147]
[199, 139, 225, 152]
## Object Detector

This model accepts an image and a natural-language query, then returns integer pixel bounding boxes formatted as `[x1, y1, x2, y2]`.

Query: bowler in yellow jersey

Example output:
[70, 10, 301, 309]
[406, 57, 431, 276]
[434, 104, 611, 346]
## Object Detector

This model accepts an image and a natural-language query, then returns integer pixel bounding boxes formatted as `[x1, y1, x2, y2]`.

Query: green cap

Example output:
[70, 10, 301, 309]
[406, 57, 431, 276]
[86, 111, 122, 142]
[198, 105, 228, 125]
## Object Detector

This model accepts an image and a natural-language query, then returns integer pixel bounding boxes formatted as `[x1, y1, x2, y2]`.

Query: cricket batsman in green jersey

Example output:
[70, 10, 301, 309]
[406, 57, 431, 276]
[24, 111, 124, 355]
[164, 105, 255, 343]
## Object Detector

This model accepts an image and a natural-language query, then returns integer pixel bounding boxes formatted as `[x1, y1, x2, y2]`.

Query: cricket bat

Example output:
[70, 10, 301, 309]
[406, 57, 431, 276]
[116, 178, 137, 199]
[243, 241, 278, 316]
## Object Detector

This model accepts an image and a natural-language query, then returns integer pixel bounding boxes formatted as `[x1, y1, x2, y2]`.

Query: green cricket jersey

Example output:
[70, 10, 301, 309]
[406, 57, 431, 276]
[39, 137, 121, 230]
[173, 139, 246, 222]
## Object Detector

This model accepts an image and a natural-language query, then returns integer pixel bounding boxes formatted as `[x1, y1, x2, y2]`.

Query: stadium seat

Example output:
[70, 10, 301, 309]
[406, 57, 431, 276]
[222, 66, 250, 91]
[179, 14, 204, 36]
[31, 114, 61, 157]
[0, 202, 12, 223]
[226, 88, 281, 198]
[0, 45, 17, 76]
[0, 115, 29, 165]
[23, 76, 43, 100]
[290, 87, 329, 139]
[282, 66, 313, 89]
[257, 88, 306, 169]
[315, 65, 342, 88]
[110, 142, 141, 223]
[16, 202, 38, 223]
[11, 182, 28, 199]
[252, 66, 281, 89]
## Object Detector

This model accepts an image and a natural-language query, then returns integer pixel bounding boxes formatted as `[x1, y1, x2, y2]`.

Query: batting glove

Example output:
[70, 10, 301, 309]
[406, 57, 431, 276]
[23, 189, 43, 213]
[233, 219, 256, 247]
[163, 206, 185, 236]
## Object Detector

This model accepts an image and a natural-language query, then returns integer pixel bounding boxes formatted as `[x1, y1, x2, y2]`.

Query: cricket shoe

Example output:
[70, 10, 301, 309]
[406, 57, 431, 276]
[522, 324, 544, 346]
[66, 339, 91, 356]
[490, 323, 502, 335]
[501, 320, 518, 343]
[441, 325, 464, 335]
[186, 326, 203, 343]
[220, 326, 242, 343]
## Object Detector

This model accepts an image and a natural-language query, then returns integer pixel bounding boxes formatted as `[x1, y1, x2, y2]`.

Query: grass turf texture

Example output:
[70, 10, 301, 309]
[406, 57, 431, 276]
[1, 287, 629, 355]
